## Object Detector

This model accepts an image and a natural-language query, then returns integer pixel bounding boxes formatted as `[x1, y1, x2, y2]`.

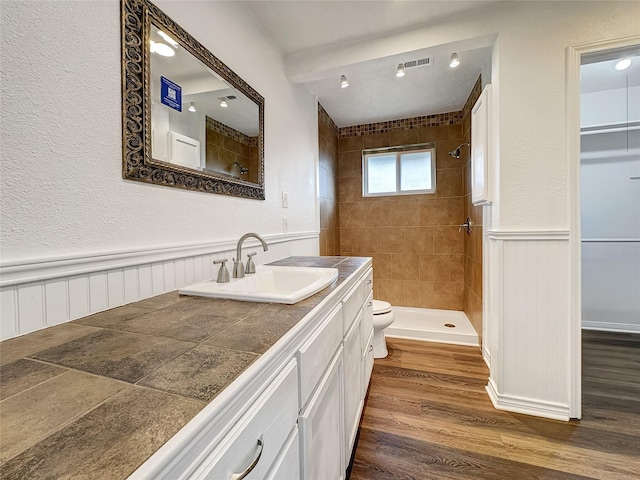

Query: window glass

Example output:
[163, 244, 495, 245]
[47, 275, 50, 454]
[400, 152, 432, 191]
[362, 145, 436, 197]
[367, 154, 396, 194]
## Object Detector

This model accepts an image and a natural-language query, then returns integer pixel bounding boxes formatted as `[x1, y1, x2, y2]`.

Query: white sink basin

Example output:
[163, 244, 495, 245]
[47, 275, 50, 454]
[179, 265, 339, 304]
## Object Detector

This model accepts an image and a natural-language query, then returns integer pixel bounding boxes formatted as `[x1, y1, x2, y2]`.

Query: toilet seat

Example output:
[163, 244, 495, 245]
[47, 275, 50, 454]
[373, 300, 392, 315]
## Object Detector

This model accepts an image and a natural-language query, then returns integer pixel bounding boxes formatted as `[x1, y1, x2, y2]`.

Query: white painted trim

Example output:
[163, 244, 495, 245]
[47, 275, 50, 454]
[487, 230, 569, 241]
[486, 379, 570, 422]
[0, 232, 319, 287]
[481, 206, 491, 368]
[566, 34, 640, 420]
[583, 322, 640, 334]
[582, 238, 640, 243]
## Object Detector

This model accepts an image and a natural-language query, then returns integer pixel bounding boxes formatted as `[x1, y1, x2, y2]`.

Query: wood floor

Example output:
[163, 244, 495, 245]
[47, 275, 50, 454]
[349, 331, 640, 480]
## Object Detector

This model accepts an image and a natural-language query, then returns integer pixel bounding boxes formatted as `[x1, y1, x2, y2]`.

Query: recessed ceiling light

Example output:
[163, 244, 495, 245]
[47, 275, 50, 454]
[157, 30, 179, 48]
[188, 102, 196, 112]
[340, 74, 349, 89]
[449, 53, 460, 69]
[150, 40, 175, 57]
[396, 63, 406, 77]
[220, 100, 228, 108]
[615, 58, 632, 70]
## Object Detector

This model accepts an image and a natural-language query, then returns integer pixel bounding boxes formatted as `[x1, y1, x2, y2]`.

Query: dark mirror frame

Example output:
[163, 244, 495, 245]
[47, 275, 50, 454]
[121, 0, 265, 199]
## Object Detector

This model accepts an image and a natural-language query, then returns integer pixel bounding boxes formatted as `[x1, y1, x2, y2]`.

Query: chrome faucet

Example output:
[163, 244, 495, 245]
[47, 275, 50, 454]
[233, 233, 268, 278]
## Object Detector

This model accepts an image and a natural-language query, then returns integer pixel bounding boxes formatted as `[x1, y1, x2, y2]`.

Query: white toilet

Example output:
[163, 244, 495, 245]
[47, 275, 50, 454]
[372, 300, 395, 358]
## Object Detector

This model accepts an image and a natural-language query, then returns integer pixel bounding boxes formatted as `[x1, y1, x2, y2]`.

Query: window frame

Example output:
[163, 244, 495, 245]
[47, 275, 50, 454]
[362, 143, 437, 197]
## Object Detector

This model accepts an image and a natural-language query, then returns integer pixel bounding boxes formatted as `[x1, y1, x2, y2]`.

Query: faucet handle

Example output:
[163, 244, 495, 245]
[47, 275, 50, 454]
[245, 252, 257, 274]
[213, 258, 230, 283]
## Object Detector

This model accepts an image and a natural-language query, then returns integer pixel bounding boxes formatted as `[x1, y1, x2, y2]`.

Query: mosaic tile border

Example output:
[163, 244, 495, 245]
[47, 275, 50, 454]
[463, 75, 483, 119]
[205, 116, 258, 147]
[318, 103, 339, 137]
[337, 111, 462, 139]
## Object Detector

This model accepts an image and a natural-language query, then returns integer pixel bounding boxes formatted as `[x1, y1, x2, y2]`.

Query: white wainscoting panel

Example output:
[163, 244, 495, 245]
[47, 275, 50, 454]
[0, 232, 319, 341]
[486, 230, 571, 421]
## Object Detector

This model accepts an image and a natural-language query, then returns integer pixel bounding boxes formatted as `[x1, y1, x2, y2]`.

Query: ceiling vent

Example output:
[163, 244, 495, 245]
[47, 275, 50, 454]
[218, 95, 237, 101]
[403, 57, 433, 69]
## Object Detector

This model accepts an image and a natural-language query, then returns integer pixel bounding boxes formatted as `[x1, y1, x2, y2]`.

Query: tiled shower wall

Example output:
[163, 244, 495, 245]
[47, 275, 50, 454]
[462, 77, 484, 338]
[318, 104, 340, 255]
[336, 115, 466, 311]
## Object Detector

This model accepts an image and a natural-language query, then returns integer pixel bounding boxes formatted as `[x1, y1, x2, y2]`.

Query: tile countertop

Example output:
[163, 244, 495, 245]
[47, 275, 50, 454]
[0, 256, 370, 480]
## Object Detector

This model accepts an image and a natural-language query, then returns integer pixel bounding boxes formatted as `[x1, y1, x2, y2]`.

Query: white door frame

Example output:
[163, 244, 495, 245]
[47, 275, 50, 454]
[566, 34, 640, 419]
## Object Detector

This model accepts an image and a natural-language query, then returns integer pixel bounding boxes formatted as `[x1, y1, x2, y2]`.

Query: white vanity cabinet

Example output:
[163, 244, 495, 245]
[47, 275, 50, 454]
[132, 261, 373, 480]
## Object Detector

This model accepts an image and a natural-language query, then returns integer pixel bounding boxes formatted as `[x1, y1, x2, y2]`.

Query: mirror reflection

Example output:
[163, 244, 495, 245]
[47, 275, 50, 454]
[121, 0, 264, 199]
[149, 25, 260, 183]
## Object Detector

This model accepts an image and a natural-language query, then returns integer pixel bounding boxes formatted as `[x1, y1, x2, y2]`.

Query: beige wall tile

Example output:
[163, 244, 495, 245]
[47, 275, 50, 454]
[434, 226, 464, 254]
[339, 202, 365, 228]
[339, 227, 355, 253]
[376, 279, 404, 305]
[403, 227, 434, 253]
[338, 135, 364, 152]
[363, 132, 390, 149]
[353, 228, 378, 253]
[436, 141, 463, 170]
[448, 124, 463, 140]
[390, 128, 419, 146]
[464, 285, 483, 339]
[377, 228, 405, 254]
[338, 151, 362, 178]
[390, 198, 419, 226]
[450, 254, 465, 283]
[338, 176, 362, 203]
[419, 254, 450, 282]
[404, 281, 434, 308]
[419, 198, 464, 226]
[391, 253, 419, 281]
[372, 254, 393, 279]
[436, 168, 463, 198]
[428, 282, 464, 310]
[419, 125, 449, 143]
[364, 201, 391, 227]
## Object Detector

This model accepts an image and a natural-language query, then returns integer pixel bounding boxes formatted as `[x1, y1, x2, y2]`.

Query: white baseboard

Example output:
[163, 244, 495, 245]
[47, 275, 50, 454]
[582, 322, 640, 334]
[485, 379, 570, 422]
[0, 232, 319, 341]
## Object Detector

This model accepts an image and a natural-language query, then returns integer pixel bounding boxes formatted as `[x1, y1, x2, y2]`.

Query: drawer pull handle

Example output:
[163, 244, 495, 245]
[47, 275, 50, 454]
[230, 436, 263, 480]
[368, 302, 372, 307]
[369, 345, 374, 352]
[367, 280, 372, 285]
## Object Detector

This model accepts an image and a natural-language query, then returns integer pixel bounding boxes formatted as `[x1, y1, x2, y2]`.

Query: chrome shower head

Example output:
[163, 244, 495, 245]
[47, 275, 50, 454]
[448, 143, 470, 159]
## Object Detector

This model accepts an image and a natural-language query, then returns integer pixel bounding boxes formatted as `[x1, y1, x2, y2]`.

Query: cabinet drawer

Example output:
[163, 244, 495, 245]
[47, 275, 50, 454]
[298, 304, 343, 409]
[342, 281, 363, 335]
[193, 359, 298, 480]
[361, 291, 373, 352]
[363, 329, 374, 391]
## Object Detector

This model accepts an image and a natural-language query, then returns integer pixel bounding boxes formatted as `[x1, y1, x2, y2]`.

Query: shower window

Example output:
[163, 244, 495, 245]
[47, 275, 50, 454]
[362, 143, 436, 197]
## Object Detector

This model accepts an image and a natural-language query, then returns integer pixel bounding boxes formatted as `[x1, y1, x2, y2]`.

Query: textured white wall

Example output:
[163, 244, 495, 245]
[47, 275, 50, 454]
[0, 0, 318, 263]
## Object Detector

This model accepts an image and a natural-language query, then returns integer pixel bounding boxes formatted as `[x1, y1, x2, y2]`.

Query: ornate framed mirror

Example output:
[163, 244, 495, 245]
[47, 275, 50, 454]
[121, 0, 265, 199]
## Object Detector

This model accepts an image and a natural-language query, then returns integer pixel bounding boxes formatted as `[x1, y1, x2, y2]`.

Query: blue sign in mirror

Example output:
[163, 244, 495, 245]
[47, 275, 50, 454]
[160, 76, 182, 112]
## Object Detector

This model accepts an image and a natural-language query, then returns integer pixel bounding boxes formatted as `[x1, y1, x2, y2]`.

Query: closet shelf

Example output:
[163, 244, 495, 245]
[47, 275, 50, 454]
[581, 121, 640, 135]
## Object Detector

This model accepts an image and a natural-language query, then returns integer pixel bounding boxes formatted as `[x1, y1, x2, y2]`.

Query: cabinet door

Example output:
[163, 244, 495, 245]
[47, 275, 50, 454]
[471, 84, 493, 206]
[299, 347, 345, 480]
[343, 313, 363, 458]
[362, 292, 373, 352]
[265, 427, 300, 480]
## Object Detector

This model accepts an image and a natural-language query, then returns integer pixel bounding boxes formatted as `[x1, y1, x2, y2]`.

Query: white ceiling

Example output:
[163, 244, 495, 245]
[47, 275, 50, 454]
[243, 1, 638, 128]
[244, 0, 504, 127]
